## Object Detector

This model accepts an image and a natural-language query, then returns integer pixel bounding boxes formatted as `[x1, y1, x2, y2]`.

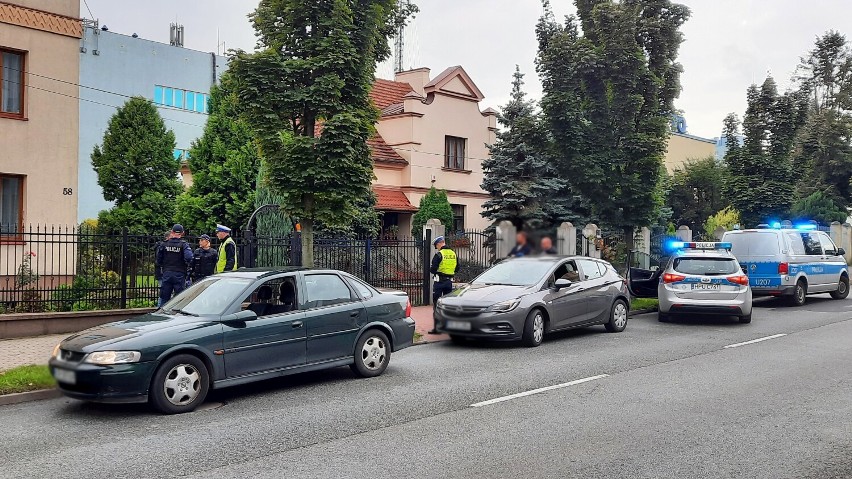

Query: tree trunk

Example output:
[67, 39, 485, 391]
[623, 226, 635, 253]
[301, 218, 314, 268]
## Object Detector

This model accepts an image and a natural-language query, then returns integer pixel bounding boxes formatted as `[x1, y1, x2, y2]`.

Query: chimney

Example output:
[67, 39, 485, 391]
[394, 68, 430, 96]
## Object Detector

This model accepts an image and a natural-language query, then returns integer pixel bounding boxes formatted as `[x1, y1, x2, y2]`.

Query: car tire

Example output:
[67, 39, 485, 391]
[658, 312, 671, 323]
[604, 299, 629, 333]
[449, 335, 466, 345]
[521, 309, 545, 347]
[738, 313, 752, 324]
[830, 275, 850, 300]
[150, 354, 209, 415]
[790, 280, 807, 306]
[351, 330, 391, 378]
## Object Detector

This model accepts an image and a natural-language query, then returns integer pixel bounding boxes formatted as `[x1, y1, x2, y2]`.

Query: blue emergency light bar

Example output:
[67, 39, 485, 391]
[760, 220, 819, 231]
[669, 241, 732, 251]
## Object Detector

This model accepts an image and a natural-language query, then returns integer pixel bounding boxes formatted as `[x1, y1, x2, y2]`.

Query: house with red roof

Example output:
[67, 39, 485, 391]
[369, 66, 497, 236]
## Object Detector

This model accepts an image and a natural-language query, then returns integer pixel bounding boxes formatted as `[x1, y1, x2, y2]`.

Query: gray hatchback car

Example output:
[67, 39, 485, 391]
[434, 256, 630, 347]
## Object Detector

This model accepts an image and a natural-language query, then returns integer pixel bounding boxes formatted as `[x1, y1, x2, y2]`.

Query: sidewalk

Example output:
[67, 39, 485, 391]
[0, 334, 64, 371]
[0, 306, 447, 372]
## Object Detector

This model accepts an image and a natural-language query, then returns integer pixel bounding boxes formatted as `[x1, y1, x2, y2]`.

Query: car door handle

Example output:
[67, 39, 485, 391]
[350, 311, 361, 317]
[291, 321, 303, 328]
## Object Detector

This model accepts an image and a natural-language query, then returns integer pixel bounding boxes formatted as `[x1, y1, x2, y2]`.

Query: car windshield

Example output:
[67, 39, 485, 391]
[472, 260, 554, 286]
[673, 258, 738, 276]
[162, 277, 253, 316]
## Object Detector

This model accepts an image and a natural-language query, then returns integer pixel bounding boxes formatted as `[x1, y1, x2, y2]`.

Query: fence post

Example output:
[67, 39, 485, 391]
[713, 226, 727, 241]
[119, 227, 128, 310]
[423, 219, 445, 305]
[364, 238, 372, 282]
[676, 225, 693, 242]
[581, 223, 600, 258]
[843, 223, 852, 264]
[557, 222, 576, 256]
[495, 221, 516, 259]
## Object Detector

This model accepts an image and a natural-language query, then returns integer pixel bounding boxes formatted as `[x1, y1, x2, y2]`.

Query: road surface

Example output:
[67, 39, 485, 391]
[2, 295, 851, 478]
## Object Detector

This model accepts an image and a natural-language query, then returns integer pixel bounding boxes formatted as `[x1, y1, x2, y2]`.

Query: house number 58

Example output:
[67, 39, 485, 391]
[62, 188, 73, 195]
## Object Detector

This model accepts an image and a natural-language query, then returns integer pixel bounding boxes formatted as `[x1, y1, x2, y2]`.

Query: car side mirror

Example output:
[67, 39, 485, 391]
[554, 278, 573, 291]
[222, 310, 258, 322]
[837, 248, 846, 256]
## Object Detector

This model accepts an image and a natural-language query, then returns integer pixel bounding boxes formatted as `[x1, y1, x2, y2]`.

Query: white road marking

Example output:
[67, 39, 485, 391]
[723, 334, 787, 349]
[470, 374, 609, 408]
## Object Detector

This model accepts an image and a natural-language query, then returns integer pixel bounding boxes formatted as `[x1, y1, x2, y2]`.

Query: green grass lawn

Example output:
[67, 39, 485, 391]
[630, 297, 659, 311]
[125, 275, 157, 287]
[0, 365, 55, 395]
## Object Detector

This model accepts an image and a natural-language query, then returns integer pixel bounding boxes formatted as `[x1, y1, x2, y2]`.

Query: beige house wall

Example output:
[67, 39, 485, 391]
[664, 133, 716, 172]
[375, 68, 496, 232]
[0, 0, 80, 230]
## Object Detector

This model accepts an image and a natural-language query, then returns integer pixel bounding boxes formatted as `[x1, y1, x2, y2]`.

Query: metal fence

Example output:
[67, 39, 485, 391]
[1, 226, 495, 313]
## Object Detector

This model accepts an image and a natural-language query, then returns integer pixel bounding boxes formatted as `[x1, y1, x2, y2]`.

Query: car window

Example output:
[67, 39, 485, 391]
[473, 260, 555, 286]
[162, 277, 253, 316]
[785, 232, 807, 255]
[818, 233, 837, 255]
[672, 258, 738, 275]
[238, 277, 299, 316]
[801, 233, 823, 256]
[725, 232, 780, 257]
[304, 274, 355, 308]
[550, 260, 580, 285]
[348, 277, 376, 299]
[577, 259, 604, 281]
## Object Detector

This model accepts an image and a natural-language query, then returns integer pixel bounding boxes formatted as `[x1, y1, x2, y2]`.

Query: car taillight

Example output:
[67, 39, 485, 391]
[662, 273, 686, 284]
[727, 275, 749, 286]
[778, 262, 789, 274]
[405, 298, 412, 317]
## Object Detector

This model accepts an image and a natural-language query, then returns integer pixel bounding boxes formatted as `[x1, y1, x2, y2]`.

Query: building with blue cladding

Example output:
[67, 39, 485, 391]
[77, 24, 227, 221]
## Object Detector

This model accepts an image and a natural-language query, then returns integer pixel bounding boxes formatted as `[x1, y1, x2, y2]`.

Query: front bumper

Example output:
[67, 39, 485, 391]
[49, 358, 156, 404]
[433, 307, 526, 341]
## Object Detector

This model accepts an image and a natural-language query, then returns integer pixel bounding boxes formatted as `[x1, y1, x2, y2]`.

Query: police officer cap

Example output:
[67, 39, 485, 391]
[216, 224, 231, 233]
[199, 234, 211, 241]
[432, 236, 445, 245]
[172, 224, 184, 233]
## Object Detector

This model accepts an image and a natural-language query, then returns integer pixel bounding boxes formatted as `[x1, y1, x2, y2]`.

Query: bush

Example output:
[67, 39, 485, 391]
[14, 288, 45, 313]
[128, 298, 157, 309]
[704, 206, 741, 238]
[790, 191, 848, 225]
[50, 284, 82, 312]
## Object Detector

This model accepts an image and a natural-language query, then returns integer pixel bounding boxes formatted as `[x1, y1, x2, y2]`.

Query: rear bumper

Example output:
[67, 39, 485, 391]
[393, 317, 416, 351]
[660, 291, 752, 316]
[49, 359, 155, 404]
[751, 285, 795, 297]
[667, 304, 746, 316]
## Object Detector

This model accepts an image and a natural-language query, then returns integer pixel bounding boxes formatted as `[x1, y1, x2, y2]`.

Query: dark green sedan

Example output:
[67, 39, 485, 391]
[49, 268, 415, 414]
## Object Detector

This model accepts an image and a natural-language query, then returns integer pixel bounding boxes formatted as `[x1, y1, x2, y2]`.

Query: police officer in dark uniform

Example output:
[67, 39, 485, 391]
[191, 234, 218, 282]
[428, 236, 458, 334]
[155, 224, 193, 306]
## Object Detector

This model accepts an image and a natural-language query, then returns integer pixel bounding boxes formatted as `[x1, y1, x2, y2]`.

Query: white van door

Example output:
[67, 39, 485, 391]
[817, 232, 845, 290]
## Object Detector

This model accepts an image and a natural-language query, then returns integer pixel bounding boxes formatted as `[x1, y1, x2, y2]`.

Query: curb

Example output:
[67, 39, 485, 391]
[0, 388, 61, 407]
[629, 308, 657, 317]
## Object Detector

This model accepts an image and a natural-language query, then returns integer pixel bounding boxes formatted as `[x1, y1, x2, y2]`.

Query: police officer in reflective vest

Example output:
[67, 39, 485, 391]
[215, 224, 238, 273]
[428, 236, 458, 334]
[155, 224, 193, 306]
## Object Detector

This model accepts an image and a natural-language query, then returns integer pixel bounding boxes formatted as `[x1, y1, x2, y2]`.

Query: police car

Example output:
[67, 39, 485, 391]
[628, 242, 753, 323]
[721, 223, 849, 306]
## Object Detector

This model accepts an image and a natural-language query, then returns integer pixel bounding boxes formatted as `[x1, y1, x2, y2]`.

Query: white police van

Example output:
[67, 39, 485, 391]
[722, 223, 849, 306]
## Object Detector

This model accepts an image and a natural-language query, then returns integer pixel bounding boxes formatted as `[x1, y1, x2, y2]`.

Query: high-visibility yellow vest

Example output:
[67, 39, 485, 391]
[437, 248, 457, 276]
[216, 236, 238, 273]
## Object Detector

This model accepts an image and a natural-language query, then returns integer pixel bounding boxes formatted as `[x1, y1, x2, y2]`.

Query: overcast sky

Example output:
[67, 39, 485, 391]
[85, 0, 852, 138]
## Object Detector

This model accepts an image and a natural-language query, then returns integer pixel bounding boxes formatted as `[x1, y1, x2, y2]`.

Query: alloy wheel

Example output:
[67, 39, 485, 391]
[361, 336, 387, 371]
[163, 364, 201, 406]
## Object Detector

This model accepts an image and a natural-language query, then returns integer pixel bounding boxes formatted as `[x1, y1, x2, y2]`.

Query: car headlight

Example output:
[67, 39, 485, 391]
[487, 298, 521, 313]
[51, 343, 61, 359]
[84, 351, 142, 365]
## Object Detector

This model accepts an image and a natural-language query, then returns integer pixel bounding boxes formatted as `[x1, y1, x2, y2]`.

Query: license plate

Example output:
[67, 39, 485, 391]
[691, 284, 721, 291]
[53, 368, 76, 385]
[445, 320, 472, 331]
